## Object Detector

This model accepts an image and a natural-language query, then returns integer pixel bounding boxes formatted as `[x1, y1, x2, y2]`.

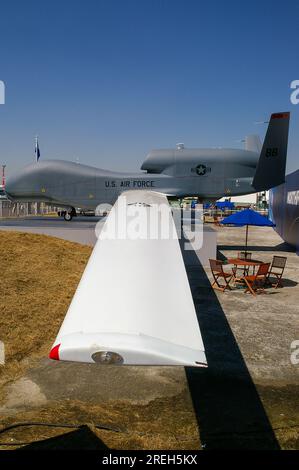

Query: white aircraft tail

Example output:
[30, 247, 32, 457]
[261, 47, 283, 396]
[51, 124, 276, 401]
[245, 135, 262, 153]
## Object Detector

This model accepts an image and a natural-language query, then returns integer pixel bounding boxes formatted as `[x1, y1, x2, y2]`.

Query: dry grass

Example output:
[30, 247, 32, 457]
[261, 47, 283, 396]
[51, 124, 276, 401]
[0, 395, 200, 450]
[0, 231, 199, 450]
[0, 231, 92, 386]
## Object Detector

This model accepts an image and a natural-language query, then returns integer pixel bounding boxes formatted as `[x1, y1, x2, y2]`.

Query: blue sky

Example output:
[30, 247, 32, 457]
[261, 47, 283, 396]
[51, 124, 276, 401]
[0, 0, 298, 175]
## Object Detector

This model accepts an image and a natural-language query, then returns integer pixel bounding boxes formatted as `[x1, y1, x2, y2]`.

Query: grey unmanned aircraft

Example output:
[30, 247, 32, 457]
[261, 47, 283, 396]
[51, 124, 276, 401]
[6, 112, 290, 219]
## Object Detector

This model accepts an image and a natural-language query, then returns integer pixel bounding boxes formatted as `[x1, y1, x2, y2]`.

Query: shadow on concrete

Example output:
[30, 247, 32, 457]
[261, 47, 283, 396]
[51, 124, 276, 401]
[18, 425, 109, 450]
[218, 242, 295, 253]
[0, 216, 102, 228]
[269, 278, 297, 288]
[181, 240, 280, 450]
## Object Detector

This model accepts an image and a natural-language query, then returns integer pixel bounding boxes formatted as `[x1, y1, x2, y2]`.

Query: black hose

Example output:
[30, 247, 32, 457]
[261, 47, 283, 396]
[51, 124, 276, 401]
[0, 421, 125, 446]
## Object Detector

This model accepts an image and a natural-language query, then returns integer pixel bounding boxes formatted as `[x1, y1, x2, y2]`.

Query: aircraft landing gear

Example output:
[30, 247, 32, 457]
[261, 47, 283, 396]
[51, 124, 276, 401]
[61, 207, 76, 221]
[64, 212, 73, 221]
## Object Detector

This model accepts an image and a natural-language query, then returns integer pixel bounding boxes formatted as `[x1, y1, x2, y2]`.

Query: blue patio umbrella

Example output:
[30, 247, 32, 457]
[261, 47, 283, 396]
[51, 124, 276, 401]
[221, 208, 275, 255]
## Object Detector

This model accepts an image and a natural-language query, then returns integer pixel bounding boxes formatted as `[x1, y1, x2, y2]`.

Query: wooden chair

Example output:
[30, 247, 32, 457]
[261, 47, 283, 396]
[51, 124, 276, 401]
[266, 255, 287, 288]
[209, 259, 233, 292]
[213, 215, 222, 227]
[232, 266, 247, 285]
[240, 263, 270, 296]
[238, 251, 252, 260]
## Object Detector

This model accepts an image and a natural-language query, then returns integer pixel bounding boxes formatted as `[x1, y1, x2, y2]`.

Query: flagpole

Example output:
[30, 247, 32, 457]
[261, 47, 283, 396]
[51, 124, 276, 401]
[34, 135, 39, 216]
[35, 135, 38, 162]
[245, 224, 249, 256]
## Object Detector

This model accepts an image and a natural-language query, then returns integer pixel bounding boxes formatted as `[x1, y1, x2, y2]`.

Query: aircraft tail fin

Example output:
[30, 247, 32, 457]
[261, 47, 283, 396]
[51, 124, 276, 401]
[245, 135, 262, 153]
[252, 112, 290, 192]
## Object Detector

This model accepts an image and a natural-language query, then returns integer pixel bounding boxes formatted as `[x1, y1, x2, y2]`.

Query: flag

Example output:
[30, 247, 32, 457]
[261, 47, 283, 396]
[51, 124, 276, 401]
[35, 136, 40, 161]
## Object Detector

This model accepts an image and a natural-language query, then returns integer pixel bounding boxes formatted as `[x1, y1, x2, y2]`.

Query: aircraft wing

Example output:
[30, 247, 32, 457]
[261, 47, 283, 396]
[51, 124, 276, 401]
[49, 190, 207, 367]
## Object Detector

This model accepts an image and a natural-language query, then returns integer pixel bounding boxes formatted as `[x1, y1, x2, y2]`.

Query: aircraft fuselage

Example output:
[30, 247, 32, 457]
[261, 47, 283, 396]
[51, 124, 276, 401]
[6, 148, 258, 210]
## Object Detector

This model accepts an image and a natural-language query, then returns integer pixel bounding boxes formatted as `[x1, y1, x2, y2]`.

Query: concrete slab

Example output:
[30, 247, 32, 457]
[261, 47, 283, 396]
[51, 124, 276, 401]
[1, 363, 186, 412]
[0, 216, 100, 246]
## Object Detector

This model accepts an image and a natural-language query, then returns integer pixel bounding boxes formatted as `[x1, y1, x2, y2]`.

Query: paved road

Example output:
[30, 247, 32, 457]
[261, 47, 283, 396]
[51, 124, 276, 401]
[0, 216, 104, 246]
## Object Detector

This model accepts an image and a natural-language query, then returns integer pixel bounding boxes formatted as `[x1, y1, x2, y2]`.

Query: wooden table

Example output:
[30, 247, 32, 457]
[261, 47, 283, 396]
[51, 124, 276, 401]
[226, 258, 263, 276]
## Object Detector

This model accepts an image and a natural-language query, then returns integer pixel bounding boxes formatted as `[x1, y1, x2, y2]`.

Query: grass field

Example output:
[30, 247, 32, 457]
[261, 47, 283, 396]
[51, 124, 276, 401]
[0, 231, 92, 388]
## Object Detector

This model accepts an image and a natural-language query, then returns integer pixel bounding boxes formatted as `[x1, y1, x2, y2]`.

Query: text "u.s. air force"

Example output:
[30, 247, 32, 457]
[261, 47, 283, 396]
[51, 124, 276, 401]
[105, 180, 155, 188]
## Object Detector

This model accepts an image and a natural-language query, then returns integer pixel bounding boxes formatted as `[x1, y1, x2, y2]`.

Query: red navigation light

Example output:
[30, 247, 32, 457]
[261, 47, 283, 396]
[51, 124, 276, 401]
[49, 344, 60, 360]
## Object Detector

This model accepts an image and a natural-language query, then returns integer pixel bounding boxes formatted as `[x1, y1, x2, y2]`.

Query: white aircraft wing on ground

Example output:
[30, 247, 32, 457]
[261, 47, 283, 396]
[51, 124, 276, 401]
[49, 190, 207, 367]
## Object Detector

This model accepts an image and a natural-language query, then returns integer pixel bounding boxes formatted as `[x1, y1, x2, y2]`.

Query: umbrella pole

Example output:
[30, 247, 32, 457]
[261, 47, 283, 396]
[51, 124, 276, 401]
[245, 225, 249, 256]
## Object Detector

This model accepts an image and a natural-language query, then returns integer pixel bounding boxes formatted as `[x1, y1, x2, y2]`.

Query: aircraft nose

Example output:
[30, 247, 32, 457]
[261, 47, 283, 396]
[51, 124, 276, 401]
[5, 171, 37, 199]
[5, 174, 21, 198]
[5, 163, 45, 200]
[5, 175, 17, 198]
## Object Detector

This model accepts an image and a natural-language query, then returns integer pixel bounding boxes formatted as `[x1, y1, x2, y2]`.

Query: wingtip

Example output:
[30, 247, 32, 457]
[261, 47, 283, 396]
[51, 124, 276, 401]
[49, 343, 60, 360]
